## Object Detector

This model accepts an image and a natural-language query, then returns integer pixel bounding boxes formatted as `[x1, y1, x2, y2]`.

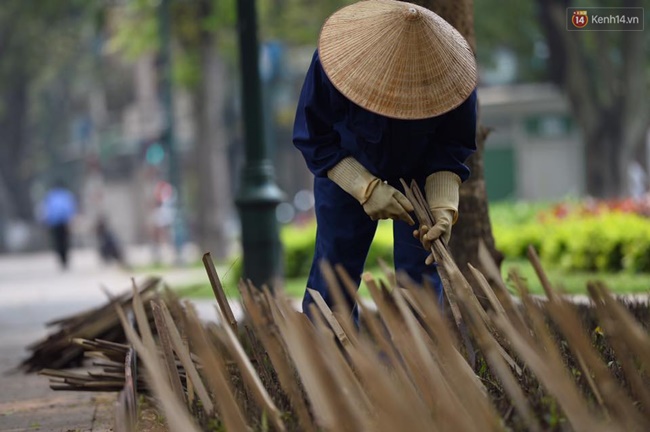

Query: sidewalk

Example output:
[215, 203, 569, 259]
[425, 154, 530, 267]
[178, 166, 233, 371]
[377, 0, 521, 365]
[0, 246, 209, 432]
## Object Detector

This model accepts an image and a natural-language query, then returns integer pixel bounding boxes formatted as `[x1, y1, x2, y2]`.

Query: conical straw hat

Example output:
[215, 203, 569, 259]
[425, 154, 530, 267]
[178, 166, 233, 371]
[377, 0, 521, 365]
[318, 0, 477, 120]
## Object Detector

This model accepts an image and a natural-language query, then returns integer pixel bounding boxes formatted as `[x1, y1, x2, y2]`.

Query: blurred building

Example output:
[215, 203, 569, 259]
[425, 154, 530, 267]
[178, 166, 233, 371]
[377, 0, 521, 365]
[479, 83, 584, 201]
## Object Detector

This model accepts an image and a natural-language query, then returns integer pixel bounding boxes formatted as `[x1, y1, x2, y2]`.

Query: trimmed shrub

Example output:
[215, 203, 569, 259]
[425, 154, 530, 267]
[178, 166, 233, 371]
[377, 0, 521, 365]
[495, 212, 650, 273]
[278, 220, 394, 278]
[281, 224, 317, 278]
[234, 204, 650, 279]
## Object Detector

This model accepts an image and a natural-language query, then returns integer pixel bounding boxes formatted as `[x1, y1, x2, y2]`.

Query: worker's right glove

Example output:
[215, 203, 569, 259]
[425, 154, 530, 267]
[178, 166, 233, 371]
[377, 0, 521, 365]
[413, 171, 460, 265]
[328, 157, 414, 225]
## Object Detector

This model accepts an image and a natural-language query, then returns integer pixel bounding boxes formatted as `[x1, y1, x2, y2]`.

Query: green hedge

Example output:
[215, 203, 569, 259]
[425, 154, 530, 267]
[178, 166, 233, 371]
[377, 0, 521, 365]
[230, 205, 650, 280]
[280, 220, 394, 278]
[494, 213, 650, 273]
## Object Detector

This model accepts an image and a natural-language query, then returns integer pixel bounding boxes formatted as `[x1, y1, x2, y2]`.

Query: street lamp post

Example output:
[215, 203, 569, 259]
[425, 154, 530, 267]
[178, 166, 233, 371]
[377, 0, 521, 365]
[235, 0, 284, 289]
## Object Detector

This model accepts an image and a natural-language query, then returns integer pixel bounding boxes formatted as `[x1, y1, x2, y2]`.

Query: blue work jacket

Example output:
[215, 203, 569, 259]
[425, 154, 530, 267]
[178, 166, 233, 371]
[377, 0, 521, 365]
[40, 188, 77, 227]
[293, 51, 477, 184]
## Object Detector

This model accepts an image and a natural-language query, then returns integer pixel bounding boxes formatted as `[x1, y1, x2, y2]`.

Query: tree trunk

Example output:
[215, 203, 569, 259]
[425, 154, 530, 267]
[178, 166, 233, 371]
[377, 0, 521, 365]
[193, 34, 235, 260]
[452, 127, 503, 273]
[412, 0, 503, 277]
[0, 67, 33, 221]
[584, 117, 623, 197]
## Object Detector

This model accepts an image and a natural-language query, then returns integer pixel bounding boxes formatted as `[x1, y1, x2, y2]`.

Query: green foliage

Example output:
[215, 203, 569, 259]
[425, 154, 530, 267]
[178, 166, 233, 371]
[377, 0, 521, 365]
[0, 0, 100, 210]
[495, 212, 650, 273]
[259, 0, 349, 45]
[278, 220, 394, 279]
[280, 223, 317, 278]
[107, 1, 159, 60]
[107, 0, 238, 89]
[489, 201, 552, 226]
[492, 222, 545, 259]
[222, 202, 650, 285]
[474, 0, 547, 82]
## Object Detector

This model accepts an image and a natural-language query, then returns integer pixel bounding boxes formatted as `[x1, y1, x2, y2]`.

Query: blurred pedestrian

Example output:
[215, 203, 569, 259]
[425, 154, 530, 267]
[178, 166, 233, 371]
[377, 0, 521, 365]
[293, 0, 477, 321]
[628, 160, 647, 201]
[39, 180, 77, 269]
[148, 178, 175, 265]
[96, 215, 129, 270]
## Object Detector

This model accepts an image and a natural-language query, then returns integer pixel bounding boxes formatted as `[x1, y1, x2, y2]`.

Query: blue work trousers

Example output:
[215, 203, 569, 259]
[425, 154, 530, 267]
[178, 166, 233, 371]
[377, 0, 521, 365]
[302, 176, 443, 322]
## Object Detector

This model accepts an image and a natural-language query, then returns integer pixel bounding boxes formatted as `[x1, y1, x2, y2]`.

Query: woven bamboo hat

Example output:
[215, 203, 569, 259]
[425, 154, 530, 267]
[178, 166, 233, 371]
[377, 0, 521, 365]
[318, 0, 477, 120]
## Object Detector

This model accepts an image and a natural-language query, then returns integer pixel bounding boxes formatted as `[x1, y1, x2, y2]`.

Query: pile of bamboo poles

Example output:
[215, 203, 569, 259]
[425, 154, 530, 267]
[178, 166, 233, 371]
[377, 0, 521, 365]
[42, 182, 650, 431]
[19, 276, 160, 372]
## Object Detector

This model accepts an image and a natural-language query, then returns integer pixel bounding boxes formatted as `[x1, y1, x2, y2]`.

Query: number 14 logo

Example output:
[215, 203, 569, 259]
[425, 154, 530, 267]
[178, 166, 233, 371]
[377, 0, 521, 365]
[572, 10, 588, 28]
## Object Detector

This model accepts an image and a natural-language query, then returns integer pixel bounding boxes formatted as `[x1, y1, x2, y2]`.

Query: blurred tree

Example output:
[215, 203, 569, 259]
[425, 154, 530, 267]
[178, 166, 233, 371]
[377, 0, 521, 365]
[471, 0, 649, 197]
[0, 0, 95, 221]
[259, 0, 349, 42]
[473, 0, 548, 84]
[106, 0, 349, 259]
[409, 0, 504, 281]
[109, 0, 239, 260]
[536, 0, 649, 197]
[178, 0, 238, 260]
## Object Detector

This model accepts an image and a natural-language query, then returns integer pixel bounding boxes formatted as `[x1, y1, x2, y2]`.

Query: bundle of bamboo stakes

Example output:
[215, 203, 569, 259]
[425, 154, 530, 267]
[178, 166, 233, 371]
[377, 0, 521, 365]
[45, 182, 650, 432]
[19, 276, 161, 372]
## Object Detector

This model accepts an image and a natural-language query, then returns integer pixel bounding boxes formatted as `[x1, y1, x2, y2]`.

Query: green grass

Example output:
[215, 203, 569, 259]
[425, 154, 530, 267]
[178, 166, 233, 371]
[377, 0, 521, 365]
[175, 267, 379, 300]
[501, 259, 650, 295]
[174, 258, 650, 300]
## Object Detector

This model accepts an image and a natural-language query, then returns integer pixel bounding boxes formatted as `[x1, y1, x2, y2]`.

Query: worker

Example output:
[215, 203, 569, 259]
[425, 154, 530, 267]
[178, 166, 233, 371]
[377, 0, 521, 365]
[293, 0, 478, 320]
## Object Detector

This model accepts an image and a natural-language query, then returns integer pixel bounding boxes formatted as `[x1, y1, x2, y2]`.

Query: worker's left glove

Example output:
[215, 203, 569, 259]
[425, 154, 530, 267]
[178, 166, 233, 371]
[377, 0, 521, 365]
[413, 171, 460, 265]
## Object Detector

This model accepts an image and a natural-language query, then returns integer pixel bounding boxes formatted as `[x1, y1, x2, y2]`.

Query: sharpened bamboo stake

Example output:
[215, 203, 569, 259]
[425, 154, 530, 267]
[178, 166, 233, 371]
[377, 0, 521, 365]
[543, 293, 648, 430]
[273, 294, 357, 431]
[207, 295, 287, 432]
[467, 264, 522, 376]
[238, 280, 316, 432]
[157, 301, 214, 415]
[114, 303, 201, 432]
[494, 308, 611, 432]
[131, 278, 156, 352]
[308, 304, 375, 431]
[395, 271, 487, 398]
[150, 300, 186, 405]
[183, 304, 250, 432]
[307, 288, 353, 351]
[202, 252, 238, 332]
[452, 274, 542, 432]
[588, 283, 650, 417]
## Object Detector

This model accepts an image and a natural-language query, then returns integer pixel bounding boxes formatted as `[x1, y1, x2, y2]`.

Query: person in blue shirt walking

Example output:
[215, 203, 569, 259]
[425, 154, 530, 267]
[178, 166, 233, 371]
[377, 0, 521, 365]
[40, 180, 77, 269]
[293, 0, 478, 320]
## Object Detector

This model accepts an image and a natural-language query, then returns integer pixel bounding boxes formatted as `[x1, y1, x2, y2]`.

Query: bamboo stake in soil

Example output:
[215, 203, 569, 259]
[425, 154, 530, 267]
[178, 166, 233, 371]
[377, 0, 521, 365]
[203, 252, 237, 332]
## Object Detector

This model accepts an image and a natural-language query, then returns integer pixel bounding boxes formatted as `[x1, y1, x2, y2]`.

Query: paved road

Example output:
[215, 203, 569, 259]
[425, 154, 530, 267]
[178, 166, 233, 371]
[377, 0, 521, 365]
[0, 246, 209, 431]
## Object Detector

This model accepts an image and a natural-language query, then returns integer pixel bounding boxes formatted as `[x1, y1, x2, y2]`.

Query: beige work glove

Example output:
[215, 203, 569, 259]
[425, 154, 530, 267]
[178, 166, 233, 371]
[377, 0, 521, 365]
[413, 171, 460, 265]
[328, 157, 415, 225]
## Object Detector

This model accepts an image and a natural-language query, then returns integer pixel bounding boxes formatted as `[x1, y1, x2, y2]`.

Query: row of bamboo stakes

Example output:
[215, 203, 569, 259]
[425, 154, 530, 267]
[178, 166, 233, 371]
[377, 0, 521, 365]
[42, 181, 649, 431]
[19, 276, 161, 373]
